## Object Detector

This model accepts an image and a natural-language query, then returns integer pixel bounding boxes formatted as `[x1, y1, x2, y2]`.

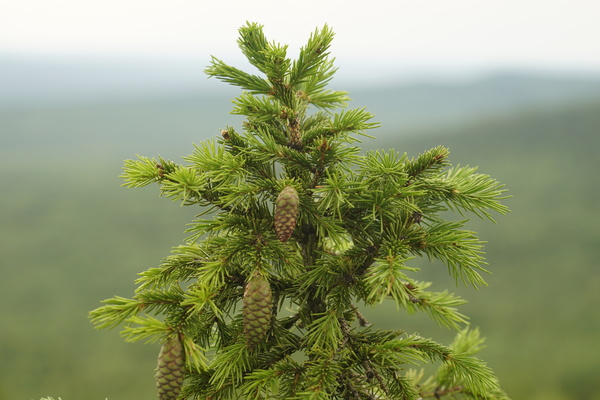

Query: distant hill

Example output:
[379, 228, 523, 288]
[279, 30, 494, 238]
[3, 54, 600, 171]
[0, 54, 228, 107]
[3, 53, 600, 132]
[353, 72, 600, 133]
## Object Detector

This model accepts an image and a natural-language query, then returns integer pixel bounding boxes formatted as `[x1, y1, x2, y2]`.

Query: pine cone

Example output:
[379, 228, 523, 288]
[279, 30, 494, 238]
[156, 336, 185, 400]
[274, 185, 299, 242]
[243, 273, 273, 349]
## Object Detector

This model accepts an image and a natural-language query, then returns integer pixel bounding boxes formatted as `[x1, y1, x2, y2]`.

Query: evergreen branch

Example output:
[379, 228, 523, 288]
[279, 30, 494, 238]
[235, 23, 296, 106]
[89, 296, 143, 329]
[443, 165, 510, 221]
[135, 244, 208, 291]
[242, 353, 313, 398]
[305, 89, 350, 110]
[300, 358, 341, 400]
[350, 304, 371, 327]
[240, 367, 280, 400]
[181, 283, 224, 318]
[362, 255, 418, 307]
[438, 353, 502, 398]
[298, 56, 337, 93]
[297, 57, 350, 109]
[294, 254, 358, 315]
[383, 372, 420, 400]
[205, 56, 272, 94]
[135, 286, 186, 306]
[121, 155, 176, 188]
[182, 334, 209, 373]
[274, 360, 307, 398]
[120, 314, 166, 343]
[159, 165, 206, 204]
[301, 115, 338, 144]
[220, 126, 248, 155]
[312, 214, 351, 248]
[301, 111, 331, 132]
[262, 41, 292, 83]
[360, 359, 390, 397]
[372, 335, 450, 367]
[400, 328, 504, 398]
[448, 326, 487, 356]
[330, 107, 379, 138]
[209, 342, 254, 388]
[90, 287, 185, 330]
[135, 265, 195, 292]
[289, 25, 335, 86]
[361, 149, 410, 188]
[404, 282, 469, 330]
[304, 311, 343, 352]
[404, 146, 450, 179]
[231, 92, 283, 123]
[237, 22, 291, 81]
[241, 123, 287, 161]
[189, 371, 236, 400]
[184, 140, 248, 187]
[362, 189, 418, 233]
[314, 170, 357, 219]
[214, 182, 266, 210]
[195, 258, 234, 289]
[410, 221, 489, 287]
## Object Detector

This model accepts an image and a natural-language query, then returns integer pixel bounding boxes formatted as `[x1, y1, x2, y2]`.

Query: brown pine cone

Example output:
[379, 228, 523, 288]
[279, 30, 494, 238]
[274, 185, 299, 242]
[243, 273, 273, 349]
[156, 335, 185, 400]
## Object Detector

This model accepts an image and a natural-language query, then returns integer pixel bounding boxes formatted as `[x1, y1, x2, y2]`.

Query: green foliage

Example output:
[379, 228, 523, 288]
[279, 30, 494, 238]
[90, 22, 509, 399]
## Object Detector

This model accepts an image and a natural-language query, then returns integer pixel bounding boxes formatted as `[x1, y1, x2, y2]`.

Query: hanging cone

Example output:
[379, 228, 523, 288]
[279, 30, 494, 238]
[274, 185, 299, 242]
[243, 273, 273, 349]
[156, 335, 185, 400]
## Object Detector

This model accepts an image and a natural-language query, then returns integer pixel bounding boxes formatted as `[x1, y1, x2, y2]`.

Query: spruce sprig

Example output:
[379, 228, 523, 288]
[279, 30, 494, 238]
[90, 22, 510, 400]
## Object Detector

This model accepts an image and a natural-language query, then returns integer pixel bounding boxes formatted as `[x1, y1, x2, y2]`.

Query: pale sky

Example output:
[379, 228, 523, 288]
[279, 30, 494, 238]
[2, 0, 600, 73]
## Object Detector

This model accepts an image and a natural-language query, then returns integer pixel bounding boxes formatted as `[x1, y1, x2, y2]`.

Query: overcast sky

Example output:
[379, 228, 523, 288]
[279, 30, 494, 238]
[2, 0, 600, 77]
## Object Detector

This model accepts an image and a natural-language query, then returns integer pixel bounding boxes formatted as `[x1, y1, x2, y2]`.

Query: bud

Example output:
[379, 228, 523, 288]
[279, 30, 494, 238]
[156, 336, 185, 400]
[274, 186, 299, 242]
[243, 273, 273, 349]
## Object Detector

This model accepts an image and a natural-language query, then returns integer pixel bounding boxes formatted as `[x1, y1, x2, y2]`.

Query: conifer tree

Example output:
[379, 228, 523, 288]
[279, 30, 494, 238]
[90, 22, 510, 400]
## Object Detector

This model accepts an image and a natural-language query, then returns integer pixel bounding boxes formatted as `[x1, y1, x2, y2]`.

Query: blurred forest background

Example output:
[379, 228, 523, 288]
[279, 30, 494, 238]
[1, 56, 600, 400]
